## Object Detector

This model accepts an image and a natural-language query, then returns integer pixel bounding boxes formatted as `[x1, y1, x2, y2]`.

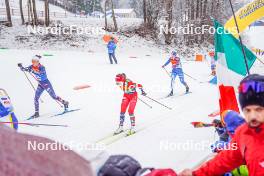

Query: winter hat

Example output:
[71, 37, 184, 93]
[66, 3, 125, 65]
[171, 51, 177, 56]
[222, 110, 245, 135]
[115, 73, 126, 82]
[238, 74, 264, 109]
[98, 155, 141, 176]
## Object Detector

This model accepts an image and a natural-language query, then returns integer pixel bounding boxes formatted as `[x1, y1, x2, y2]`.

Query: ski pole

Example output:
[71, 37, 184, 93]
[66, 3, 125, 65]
[183, 72, 198, 81]
[162, 67, 171, 77]
[257, 57, 264, 65]
[138, 97, 152, 109]
[27, 72, 63, 108]
[0, 121, 68, 127]
[143, 95, 172, 110]
[21, 70, 44, 103]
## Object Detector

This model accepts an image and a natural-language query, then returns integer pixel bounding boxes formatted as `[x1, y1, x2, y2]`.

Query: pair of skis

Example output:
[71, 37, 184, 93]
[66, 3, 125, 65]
[26, 108, 81, 121]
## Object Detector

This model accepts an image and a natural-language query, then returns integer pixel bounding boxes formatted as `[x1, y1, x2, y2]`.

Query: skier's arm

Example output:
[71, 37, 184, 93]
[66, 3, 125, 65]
[136, 83, 147, 96]
[0, 103, 9, 117]
[162, 58, 171, 67]
[18, 63, 32, 72]
[192, 135, 244, 176]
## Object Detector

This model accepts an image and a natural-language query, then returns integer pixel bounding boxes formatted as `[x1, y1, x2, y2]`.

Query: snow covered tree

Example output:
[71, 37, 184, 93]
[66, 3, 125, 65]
[45, 0, 50, 26]
[31, 0, 39, 25]
[19, 0, 25, 25]
[5, 0, 12, 27]
[110, 0, 118, 31]
[128, 0, 143, 18]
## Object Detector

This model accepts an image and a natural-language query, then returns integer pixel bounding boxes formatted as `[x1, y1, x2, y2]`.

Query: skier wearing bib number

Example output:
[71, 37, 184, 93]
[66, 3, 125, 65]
[0, 89, 18, 130]
[18, 55, 69, 119]
[114, 73, 147, 136]
[162, 51, 189, 96]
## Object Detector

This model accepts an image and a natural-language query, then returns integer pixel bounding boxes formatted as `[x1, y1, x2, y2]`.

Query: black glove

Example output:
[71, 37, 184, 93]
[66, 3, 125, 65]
[18, 63, 26, 71]
[212, 119, 223, 128]
[141, 89, 147, 96]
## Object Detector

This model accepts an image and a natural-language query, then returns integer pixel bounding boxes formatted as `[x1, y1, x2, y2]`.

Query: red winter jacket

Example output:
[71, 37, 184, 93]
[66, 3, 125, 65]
[193, 123, 264, 176]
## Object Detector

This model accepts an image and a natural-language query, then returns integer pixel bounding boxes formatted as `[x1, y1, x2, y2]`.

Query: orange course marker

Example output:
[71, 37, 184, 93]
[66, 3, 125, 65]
[195, 54, 204, 62]
[73, 85, 91, 90]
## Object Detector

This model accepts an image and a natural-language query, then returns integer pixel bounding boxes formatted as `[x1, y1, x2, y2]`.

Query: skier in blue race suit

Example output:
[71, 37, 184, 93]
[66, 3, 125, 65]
[162, 51, 189, 96]
[107, 37, 118, 64]
[18, 55, 69, 118]
[0, 89, 18, 130]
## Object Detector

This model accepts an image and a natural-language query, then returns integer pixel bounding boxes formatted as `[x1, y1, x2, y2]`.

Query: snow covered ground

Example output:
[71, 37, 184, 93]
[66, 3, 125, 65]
[1, 40, 263, 174]
[0, 45, 220, 172]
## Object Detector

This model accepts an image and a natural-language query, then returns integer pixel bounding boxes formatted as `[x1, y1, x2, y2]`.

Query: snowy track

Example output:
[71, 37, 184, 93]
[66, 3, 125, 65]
[0, 47, 221, 171]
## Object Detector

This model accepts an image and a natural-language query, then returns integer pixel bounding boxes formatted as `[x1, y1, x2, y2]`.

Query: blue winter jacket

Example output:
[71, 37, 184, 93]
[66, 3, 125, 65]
[0, 102, 9, 117]
[107, 41, 117, 54]
[24, 65, 48, 82]
[223, 111, 245, 136]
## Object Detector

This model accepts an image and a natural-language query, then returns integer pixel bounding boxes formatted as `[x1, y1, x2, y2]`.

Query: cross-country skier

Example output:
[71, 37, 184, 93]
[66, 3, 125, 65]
[209, 51, 216, 76]
[107, 37, 118, 64]
[18, 55, 69, 118]
[114, 73, 147, 135]
[162, 51, 189, 96]
[0, 89, 18, 130]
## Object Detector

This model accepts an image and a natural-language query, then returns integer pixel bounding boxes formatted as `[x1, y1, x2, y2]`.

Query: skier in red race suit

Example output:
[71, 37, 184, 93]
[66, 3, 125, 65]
[179, 74, 264, 176]
[114, 73, 147, 136]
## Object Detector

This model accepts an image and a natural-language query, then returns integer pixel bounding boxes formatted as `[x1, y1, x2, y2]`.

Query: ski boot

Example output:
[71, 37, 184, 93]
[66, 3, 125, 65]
[114, 126, 124, 135]
[186, 85, 190, 94]
[30, 112, 40, 119]
[62, 100, 69, 111]
[127, 126, 136, 136]
[168, 90, 173, 97]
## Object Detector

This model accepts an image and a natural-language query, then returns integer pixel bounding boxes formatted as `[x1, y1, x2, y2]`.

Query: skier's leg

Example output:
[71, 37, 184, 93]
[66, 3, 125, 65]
[119, 95, 130, 126]
[170, 72, 176, 95]
[112, 53, 118, 64]
[114, 96, 130, 134]
[178, 69, 189, 93]
[34, 84, 45, 115]
[9, 112, 18, 130]
[108, 53, 113, 64]
[128, 94, 138, 128]
[44, 80, 69, 109]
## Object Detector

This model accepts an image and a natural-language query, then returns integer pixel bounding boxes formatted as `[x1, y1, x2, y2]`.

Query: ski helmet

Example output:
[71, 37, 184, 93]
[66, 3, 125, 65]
[115, 73, 126, 82]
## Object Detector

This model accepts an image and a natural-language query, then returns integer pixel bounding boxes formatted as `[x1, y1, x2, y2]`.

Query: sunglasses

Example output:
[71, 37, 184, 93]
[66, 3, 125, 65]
[238, 81, 264, 94]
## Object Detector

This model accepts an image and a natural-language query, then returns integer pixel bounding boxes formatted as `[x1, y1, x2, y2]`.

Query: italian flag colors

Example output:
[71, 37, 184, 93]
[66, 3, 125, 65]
[213, 19, 257, 114]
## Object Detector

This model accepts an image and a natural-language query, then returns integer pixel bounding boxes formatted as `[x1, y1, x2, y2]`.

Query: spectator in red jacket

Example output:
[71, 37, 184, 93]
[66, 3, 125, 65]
[179, 74, 264, 176]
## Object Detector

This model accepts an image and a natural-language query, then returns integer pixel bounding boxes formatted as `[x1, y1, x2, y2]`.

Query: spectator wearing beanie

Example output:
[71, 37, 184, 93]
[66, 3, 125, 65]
[179, 74, 264, 176]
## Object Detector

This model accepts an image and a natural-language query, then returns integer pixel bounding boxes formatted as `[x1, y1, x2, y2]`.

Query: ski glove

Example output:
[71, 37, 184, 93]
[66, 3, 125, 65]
[18, 63, 25, 71]
[141, 89, 147, 96]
